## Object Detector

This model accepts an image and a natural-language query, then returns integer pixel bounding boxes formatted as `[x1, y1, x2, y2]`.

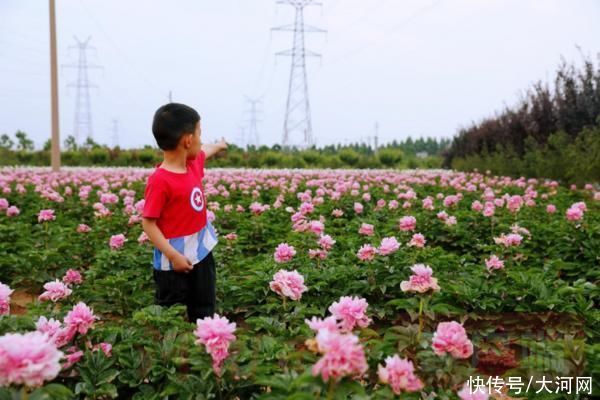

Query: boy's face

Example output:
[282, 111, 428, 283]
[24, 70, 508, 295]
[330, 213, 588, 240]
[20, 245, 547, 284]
[184, 121, 202, 157]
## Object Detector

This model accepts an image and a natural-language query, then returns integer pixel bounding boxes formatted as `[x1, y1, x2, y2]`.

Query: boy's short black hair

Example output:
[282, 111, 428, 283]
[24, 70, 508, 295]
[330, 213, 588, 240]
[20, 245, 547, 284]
[152, 103, 200, 150]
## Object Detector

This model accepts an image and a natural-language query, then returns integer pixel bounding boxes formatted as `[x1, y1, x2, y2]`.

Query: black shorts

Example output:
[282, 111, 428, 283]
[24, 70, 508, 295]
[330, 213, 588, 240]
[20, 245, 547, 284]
[153, 252, 216, 323]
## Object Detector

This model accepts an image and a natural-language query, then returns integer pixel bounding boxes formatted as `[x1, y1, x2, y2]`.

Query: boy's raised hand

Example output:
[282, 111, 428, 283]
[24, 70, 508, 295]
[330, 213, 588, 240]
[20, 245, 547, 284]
[171, 252, 193, 273]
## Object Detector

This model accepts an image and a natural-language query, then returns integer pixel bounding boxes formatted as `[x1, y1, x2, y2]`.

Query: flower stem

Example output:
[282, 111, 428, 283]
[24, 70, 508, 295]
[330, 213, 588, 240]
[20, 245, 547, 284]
[417, 296, 425, 343]
[326, 379, 336, 400]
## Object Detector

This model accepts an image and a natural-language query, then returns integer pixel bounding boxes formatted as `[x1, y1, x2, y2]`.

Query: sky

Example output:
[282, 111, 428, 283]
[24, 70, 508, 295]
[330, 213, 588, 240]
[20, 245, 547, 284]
[0, 0, 599, 150]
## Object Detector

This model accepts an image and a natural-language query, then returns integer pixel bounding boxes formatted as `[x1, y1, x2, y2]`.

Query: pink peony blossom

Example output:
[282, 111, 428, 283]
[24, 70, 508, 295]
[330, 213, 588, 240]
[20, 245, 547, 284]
[494, 233, 523, 247]
[92, 342, 113, 357]
[62, 269, 82, 285]
[37, 209, 56, 223]
[194, 314, 236, 376]
[109, 233, 127, 250]
[77, 224, 91, 233]
[408, 233, 426, 248]
[274, 243, 296, 263]
[224, 232, 238, 241]
[318, 234, 335, 251]
[305, 316, 338, 333]
[39, 280, 72, 302]
[312, 329, 368, 382]
[308, 249, 328, 260]
[400, 264, 440, 293]
[6, 206, 19, 217]
[353, 202, 364, 214]
[64, 302, 97, 335]
[35, 316, 62, 340]
[398, 216, 417, 232]
[358, 223, 374, 236]
[357, 244, 377, 261]
[331, 209, 344, 218]
[137, 231, 149, 244]
[378, 355, 424, 394]
[269, 269, 308, 301]
[378, 236, 400, 256]
[566, 206, 583, 221]
[309, 220, 325, 235]
[546, 204, 556, 214]
[62, 348, 84, 370]
[485, 255, 504, 271]
[0, 282, 14, 316]
[0, 331, 63, 387]
[457, 381, 490, 400]
[432, 321, 473, 359]
[328, 296, 371, 332]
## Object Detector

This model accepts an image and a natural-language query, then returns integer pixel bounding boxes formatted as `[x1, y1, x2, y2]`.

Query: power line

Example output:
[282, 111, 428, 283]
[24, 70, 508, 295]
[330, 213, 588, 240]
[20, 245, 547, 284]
[273, 0, 326, 149]
[244, 96, 263, 147]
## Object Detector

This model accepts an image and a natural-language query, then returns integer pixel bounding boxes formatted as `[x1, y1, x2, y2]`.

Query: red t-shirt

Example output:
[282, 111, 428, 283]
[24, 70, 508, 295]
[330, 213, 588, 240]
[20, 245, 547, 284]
[143, 151, 207, 239]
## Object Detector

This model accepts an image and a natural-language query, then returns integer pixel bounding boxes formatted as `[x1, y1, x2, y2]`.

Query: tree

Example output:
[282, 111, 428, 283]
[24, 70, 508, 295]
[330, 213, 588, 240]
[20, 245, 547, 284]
[64, 135, 78, 151]
[15, 130, 34, 151]
[0, 134, 14, 150]
[43, 139, 51, 151]
[81, 137, 101, 150]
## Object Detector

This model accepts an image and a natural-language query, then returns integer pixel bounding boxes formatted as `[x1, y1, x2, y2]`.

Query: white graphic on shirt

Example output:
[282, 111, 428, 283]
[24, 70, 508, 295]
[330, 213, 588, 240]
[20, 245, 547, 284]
[190, 187, 204, 212]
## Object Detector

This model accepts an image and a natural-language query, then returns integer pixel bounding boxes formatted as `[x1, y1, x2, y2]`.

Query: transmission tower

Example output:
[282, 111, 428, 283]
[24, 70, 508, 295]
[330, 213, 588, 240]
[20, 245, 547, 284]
[244, 96, 263, 147]
[272, 0, 325, 149]
[63, 36, 101, 144]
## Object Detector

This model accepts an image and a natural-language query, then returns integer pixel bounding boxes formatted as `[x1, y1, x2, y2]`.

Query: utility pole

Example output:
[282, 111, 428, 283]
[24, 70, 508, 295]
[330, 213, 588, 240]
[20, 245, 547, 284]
[49, 0, 60, 171]
[111, 119, 119, 148]
[273, 0, 325, 149]
[374, 122, 379, 153]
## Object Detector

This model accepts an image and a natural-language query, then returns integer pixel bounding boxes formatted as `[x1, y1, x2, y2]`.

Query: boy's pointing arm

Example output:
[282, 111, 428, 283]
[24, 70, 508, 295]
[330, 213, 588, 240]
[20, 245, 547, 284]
[202, 137, 228, 160]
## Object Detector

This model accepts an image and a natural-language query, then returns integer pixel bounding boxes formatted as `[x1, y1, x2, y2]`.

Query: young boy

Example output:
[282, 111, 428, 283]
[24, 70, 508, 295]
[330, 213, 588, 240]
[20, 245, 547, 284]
[142, 103, 227, 323]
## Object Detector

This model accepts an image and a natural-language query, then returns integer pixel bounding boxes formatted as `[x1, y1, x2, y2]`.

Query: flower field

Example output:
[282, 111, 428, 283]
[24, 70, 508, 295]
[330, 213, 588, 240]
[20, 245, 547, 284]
[0, 167, 598, 399]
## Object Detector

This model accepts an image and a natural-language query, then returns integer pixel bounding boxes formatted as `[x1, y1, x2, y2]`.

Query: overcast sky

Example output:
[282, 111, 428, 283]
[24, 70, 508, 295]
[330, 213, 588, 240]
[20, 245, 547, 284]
[1, 0, 599, 149]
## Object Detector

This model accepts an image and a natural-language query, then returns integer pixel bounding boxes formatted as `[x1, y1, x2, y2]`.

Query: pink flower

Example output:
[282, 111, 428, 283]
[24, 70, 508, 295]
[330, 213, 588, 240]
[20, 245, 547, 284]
[269, 269, 308, 301]
[331, 209, 344, 218]
[457, 381, 490, 400]
[299, 202, 314, 215]
[109, 233, 127, 250]
[137, 231, 149, 244]
[0, 199, 7, 210]
[400, 264, 440, 293]
[0, 282, 14, 316]
[64, 302, 97, 335]
[566, 206, 583, 221]
[353, 202, 364, 214]
[358, 223, 374, 236]
[224, 232, 238, 241]
[398, 216, 417, 232]
[92, 342, 112, 357]
[308, 249, 328, 260]
[378, 355, 424, 394]
[37, 209, 55, 223]
[378, 236, 400, 256]
[76, 224, 91, 233]
[328, 296, 371, 332]
[312, 329, 368, 382]
[318, 234, 335, 251]
[6, 206, 19, 217]
[35, 316, 62, 339]
[309, 220, 325, 235]
[485, 255, 504, 271]
[274, 243, 296, 263]
[0, 331, 63, 387]
[305, 316, 338, 333]
[62, 348, 84, 370]
[357, 244, 377, 261]
[194, 314, 236, 376]
[432, 321, 473, 359]
[507, 195, 523, 213]
[62, 269, 82, 285]
[546, 204, 556, 214]
[408, 233, 426, 248]
[493, 233, 523, 247]
[39, 280, 72, 302]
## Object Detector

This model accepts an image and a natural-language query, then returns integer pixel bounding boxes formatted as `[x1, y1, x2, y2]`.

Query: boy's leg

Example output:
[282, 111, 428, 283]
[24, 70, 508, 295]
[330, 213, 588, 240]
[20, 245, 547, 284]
[153, 269, 189, 308]
[186, 252, 216, 323]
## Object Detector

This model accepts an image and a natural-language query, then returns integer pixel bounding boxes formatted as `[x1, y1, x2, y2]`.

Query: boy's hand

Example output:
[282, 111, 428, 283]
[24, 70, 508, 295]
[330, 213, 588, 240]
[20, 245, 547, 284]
[216, 137, 228, 152]
[171, 253, 193, 273]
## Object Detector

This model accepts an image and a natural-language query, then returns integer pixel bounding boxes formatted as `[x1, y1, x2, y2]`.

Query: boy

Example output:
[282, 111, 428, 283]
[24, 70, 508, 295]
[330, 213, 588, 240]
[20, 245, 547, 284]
[142, 103, 227, 323]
